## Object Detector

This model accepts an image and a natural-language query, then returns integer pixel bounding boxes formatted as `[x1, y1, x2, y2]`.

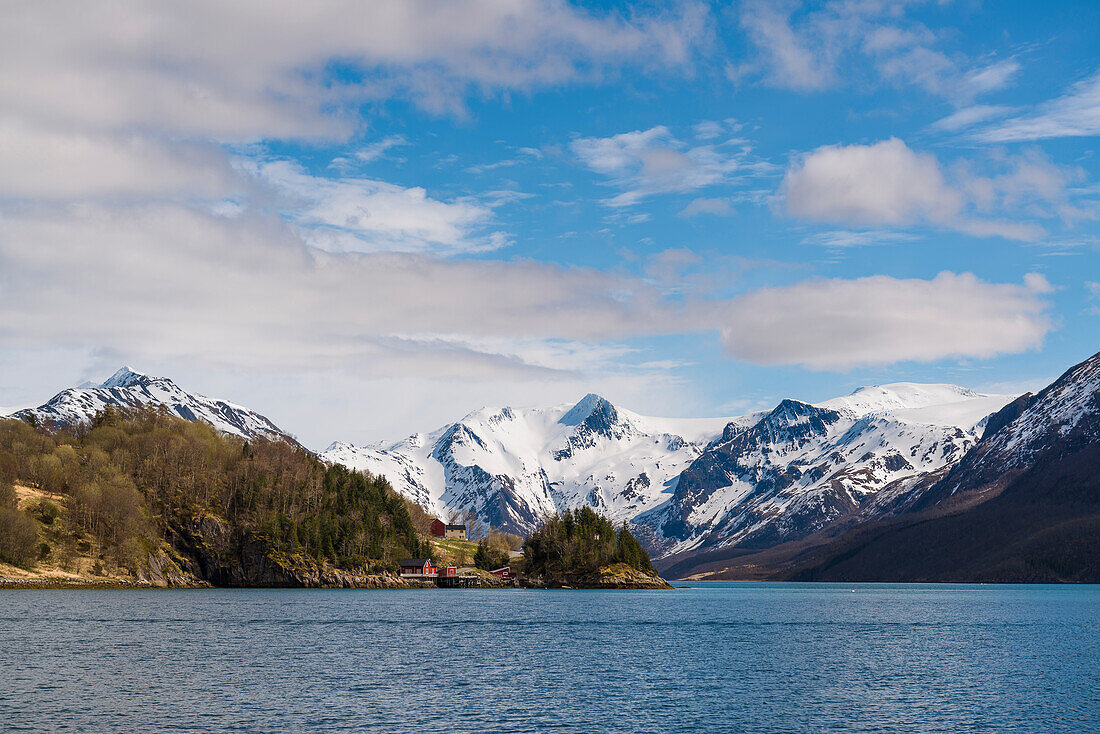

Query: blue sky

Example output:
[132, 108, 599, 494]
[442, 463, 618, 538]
[0, 1, 1098, 448]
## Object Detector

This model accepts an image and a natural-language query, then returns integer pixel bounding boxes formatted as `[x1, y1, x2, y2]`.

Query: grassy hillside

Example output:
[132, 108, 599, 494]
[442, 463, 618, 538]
[429, 537, 479, 566]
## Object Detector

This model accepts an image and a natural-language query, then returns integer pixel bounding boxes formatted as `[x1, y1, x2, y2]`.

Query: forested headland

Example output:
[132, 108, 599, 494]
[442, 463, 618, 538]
[0, 407, 432, 587]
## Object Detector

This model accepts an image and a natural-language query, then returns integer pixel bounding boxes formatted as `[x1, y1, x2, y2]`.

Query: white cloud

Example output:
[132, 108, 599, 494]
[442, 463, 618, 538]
[930, 105, 1016, 133]
[0, 120, 241, 200]
[735, 0, 1021, 103]
[464, 147, 544, 175]
[571, 126, 751, 207]
[802, 230, 919, 249]
[719, 272, 1053, 369]
[692, 120, 727, 140]
[879, 51, 1020, 101]
[781, 138, 1052, 240]
[782, 138, 963, 226]
[0, 1, 710, 210]
[679, 198, 735, 217]
[975, 70, 1100, 142]
[960, 59, 1022, 98]
[1087, 281, 1100, 316]
[957, 148, 1090, 225]
[355, 135, 410, 163]
[0, 205, 688, 373]
[0, 1, 709, 139]
[249, 159, 502, 254]
[738, 1, 833, 91]
[0, 205, 1053, 382]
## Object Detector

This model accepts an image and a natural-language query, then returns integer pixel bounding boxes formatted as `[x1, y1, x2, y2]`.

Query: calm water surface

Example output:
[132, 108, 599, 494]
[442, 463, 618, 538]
[1, 583, 1097, 733]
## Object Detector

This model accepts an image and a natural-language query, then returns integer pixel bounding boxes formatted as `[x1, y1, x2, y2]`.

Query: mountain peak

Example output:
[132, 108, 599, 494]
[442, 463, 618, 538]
[17, 368, 291, 444]
[559, 393, 609, 426]
[100, 366, 150, 389]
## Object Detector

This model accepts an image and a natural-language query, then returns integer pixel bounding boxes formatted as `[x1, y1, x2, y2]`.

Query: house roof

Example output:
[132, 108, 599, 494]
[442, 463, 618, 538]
[399, 559, 431, 566]
[445, 524, 466, 530]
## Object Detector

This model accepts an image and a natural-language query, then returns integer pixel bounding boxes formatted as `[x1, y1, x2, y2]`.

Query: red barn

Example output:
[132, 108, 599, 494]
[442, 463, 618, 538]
[399, 559, 437, 577]
[490, 566, 512, 579]
[429, 519, 446, 537]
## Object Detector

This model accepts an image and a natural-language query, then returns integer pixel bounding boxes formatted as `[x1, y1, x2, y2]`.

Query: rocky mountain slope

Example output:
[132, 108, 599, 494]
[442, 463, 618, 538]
[638, 385, 1010, 557]
[10, 367, 293, 443]
[780, 350, 1100, 583]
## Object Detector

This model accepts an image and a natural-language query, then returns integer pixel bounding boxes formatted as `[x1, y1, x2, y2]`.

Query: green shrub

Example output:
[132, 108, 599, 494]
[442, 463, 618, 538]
[31, 499, 61, 525]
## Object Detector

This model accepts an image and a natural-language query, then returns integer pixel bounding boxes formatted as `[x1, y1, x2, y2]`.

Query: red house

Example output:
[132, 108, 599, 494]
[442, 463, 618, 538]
[429, 519, 446, 537]
[399, 559, 437, 577]
[490, 566, 512, 579]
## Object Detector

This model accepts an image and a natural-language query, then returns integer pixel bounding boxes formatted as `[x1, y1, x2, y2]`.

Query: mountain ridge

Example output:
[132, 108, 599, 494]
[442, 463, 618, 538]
[9, 367, 294, 444]
[321, 382, 1013, 555]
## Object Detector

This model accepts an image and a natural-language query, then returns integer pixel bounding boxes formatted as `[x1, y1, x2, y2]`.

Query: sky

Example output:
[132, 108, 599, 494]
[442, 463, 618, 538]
[1, 0, 1098, 450]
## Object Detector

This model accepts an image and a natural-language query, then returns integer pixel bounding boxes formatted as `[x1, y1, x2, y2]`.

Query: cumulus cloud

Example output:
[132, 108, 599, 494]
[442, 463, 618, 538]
[571, 125, 758, 207]
[719, 272, 1053, 369]
[783, 138, 962, 227]
[780, 138, 1068, 240]
[974, 70, 1100, 142]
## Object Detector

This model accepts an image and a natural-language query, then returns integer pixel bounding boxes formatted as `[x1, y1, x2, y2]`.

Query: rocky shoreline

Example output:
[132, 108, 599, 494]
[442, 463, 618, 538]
[0, 572, 444, 591]
[521, 563, 673, 590]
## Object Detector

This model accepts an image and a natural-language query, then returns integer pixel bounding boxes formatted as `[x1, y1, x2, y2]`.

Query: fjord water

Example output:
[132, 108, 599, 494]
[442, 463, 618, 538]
[2, 584, 1096, 733]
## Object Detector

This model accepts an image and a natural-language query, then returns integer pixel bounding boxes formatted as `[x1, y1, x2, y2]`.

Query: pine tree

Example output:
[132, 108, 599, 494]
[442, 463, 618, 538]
[474, 539, 491, 570]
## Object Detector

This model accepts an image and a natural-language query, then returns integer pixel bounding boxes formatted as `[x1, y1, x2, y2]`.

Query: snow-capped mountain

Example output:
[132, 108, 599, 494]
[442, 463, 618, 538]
[322, 394, 741, 536]
[10, 367, 292, 443]
[638, 384, 1011, 556]
[323, 384, 1012, 552]
[774, 350, 1100, 583]
[917, 349, 1100, 508]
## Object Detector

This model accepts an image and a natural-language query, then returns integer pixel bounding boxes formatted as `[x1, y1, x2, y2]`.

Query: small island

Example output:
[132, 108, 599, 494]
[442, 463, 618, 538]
[520, 507, 671, 589]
